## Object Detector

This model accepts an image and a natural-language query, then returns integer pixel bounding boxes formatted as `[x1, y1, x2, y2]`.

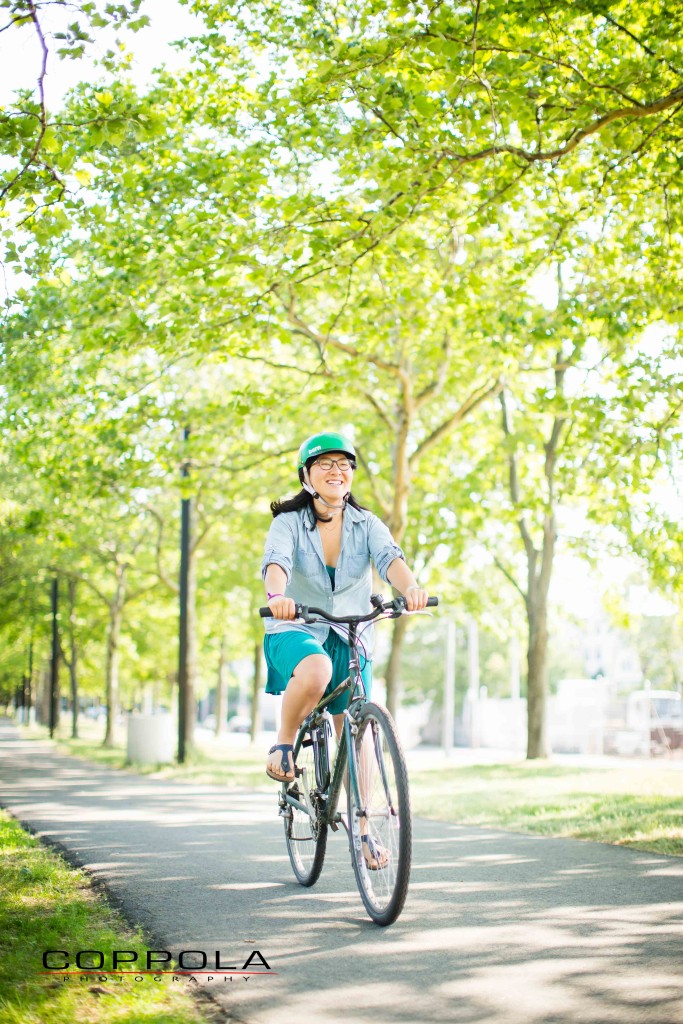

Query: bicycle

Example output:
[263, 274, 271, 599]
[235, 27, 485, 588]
[259, 593, 438, 926]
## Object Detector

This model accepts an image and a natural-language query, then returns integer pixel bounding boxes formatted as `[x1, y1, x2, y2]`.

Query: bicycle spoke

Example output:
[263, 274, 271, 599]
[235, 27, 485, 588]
[347, 703, 411, 925]
[283, 723, 327, 887]
[371, 718, 396, 811]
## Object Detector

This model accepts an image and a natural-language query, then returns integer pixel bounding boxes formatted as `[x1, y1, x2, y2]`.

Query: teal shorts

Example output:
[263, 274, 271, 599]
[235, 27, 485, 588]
[263, 628, 372, 715]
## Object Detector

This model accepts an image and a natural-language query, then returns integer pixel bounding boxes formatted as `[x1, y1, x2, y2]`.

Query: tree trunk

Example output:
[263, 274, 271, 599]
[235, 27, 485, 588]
[525, 514, 556, 759]
[384, 614, 409, 719]
[250, 641, 263, 743]
[68, 654, 78, 738]
[186, 546, 198, 744]
[390, 405, 411, 545]
[26, 634, 33, 718]
[68, 579, 79, 739]
[500, 378, 564, 760]
[103, 564, 126, 747]
[526, 594, 549, 758]
[37, 666, 49, 726]
[215, 633, 228, 737]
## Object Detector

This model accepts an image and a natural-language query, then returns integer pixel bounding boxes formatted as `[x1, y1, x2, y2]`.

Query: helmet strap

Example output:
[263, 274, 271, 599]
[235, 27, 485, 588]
[301, 466, 319, 499]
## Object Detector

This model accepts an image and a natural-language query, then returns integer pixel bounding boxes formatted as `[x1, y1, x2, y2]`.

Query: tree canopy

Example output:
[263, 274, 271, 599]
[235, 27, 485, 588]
[1, 0, 681, 755]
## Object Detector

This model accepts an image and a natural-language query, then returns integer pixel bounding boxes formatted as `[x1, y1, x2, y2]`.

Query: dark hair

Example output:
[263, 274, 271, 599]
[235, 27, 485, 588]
[270, 489, 368, 523]
[270, 458, 368, 523]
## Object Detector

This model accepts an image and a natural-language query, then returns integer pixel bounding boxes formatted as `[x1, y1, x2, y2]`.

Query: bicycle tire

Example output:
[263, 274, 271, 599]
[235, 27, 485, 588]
[283, 722, 328, 887]
[347, 701, 411, 925]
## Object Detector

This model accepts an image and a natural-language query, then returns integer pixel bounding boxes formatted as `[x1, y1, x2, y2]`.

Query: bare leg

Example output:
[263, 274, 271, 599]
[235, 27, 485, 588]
[333, 712, 389, 868]
[266, 654, 332, 780]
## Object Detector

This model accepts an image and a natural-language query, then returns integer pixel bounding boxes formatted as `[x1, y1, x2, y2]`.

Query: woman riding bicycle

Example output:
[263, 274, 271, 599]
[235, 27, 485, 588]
[262, 431, 428, 869]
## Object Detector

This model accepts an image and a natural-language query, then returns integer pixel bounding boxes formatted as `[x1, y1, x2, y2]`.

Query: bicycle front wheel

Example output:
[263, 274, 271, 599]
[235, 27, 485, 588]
[347, 701, 411, 925]
[283, 724, 327, 887]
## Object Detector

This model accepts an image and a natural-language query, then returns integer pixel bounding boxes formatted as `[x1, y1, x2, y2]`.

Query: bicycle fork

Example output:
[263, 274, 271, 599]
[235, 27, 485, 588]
[347, 714, 398, 837]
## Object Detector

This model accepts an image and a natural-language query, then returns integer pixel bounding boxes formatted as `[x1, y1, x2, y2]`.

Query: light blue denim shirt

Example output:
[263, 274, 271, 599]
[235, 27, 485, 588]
[261, 503, 405, 659]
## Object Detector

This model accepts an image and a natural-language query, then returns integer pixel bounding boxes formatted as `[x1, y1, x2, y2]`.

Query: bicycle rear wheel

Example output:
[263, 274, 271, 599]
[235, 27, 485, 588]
[282, 723, 328, 887]
[347, 701, 411, 925]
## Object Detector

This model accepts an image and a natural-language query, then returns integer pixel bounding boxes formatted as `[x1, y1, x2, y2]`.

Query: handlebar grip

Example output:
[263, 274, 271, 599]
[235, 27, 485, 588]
[427, 597, 438, 607]
[259, 603, 305, 619]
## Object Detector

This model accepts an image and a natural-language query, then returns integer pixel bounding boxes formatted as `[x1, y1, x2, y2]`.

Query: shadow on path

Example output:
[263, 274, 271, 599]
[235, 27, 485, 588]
[2, 722, 682, 1024]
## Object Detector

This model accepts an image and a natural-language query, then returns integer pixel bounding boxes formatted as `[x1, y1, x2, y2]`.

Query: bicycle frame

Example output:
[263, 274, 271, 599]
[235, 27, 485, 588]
[281, 621, 367, 831]
[270, 594, 436, 830]
[267, 591, 437, 924]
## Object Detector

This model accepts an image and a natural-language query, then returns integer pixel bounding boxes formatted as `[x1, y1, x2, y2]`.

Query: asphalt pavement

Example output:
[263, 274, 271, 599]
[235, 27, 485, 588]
[1, 720, 682, 1024]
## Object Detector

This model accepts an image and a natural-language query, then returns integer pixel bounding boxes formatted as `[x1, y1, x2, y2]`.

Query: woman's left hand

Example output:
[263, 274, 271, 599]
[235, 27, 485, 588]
[404, 586, 429, 612]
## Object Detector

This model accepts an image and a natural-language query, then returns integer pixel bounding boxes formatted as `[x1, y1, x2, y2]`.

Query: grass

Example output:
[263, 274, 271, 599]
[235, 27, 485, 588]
[409, 760, 683, 856]
[49, 722, 272, 791]
[22, 718, 683, 857]
[0, 809, 217, 1024]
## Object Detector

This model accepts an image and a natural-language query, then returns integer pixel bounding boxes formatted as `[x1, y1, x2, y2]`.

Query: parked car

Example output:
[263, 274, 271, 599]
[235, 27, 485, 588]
[627, 689, 683, 754]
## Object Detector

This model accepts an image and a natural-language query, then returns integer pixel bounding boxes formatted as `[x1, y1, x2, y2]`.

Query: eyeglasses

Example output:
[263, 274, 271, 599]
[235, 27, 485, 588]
[312, 457, 354, 472]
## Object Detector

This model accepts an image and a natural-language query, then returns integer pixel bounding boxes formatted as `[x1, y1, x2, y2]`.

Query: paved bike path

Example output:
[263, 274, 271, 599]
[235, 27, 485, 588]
[2, 721, 682, 1024]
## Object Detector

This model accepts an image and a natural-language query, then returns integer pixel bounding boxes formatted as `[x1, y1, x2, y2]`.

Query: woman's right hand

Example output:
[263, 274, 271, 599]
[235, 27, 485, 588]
[267, 595, 297, 620]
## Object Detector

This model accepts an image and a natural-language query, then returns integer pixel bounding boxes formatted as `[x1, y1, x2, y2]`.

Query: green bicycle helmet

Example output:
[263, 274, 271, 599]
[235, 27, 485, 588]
[297, 431, 356, 470]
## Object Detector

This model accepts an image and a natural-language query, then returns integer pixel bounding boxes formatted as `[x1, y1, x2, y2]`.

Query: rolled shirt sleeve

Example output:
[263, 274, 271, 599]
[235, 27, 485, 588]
[367, 513, 405, 583]
[261, 515, 296, 582]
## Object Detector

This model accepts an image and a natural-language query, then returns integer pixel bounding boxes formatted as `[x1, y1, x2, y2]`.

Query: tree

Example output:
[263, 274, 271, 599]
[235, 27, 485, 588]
[244, 219, 513, 714]
[1, 0, 150, 243]
[450, 238, 682, 755]
[186, 0, 683, 289]
[3, 0, 682, 760]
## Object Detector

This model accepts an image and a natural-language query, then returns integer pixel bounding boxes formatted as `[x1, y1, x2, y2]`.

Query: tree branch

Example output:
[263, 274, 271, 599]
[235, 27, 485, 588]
[236, 351, 332, 378]
[360, 388, 394, 433]
[493, 555, 527, 602]
[192, 519, 214, 555]
[48, 566, 109, 607]
[600, 13, 683, 79]
[440, 83, 683, 167]
[410, 377, 502, 465]
[414, 332, 452, 411]
[0, 2, 60, 203]
[285, 303, 404, 378]
[499, 388, 536, 567]
[126, 580, 161, 603]
[145, 507, 179, 594]
[353, 447, 393, 521]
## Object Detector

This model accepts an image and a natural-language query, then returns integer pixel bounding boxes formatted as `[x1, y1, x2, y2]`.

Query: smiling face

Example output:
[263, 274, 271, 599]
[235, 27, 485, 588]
[308, 451, 355, 503]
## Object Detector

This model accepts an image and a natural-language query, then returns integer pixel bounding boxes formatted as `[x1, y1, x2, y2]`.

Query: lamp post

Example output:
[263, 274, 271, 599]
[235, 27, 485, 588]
[467, 616, 480, 748]
[178, 427, 191, 763]
[442, 620, 456, 756]
[49, 577, 59, 737]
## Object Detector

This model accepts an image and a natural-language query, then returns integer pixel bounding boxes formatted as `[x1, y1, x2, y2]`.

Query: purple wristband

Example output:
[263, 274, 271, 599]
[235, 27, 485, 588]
[267, 592, 284, 601]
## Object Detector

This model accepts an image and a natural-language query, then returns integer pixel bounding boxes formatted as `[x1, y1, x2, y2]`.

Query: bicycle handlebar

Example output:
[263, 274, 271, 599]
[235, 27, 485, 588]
[259, 595, 438, 622]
